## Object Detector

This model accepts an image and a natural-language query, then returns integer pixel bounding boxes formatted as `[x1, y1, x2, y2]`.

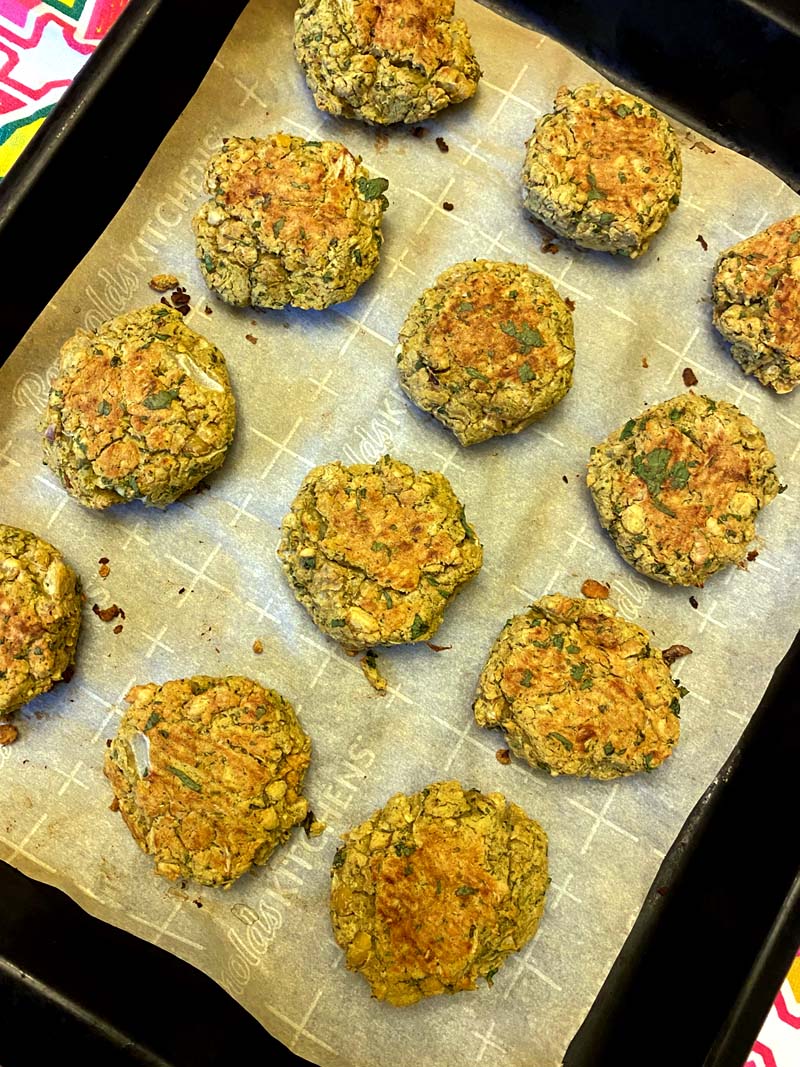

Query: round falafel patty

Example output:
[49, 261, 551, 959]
[293, 0, 481, 125]
[330, 779, 548, 1005]
[712, 214, 800, 393]
[586, 393, 779, 586]
[522, 83, 681, 258]
[0, 525, 81, 717]
[397, 259, 575, 446]
[104, 676, 311, 887]
[192, 133, 388, 310]
[474, 594, 682, 779]
[278, 455, 483, 651]
[41, 305, 236, 509]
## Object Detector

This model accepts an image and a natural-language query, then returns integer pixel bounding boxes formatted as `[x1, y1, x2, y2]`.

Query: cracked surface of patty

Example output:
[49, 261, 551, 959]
[192, 133, 388, 309]
[330, 779, 548, 1005]
[278, 455, 482, 650]
[712, 214, 800, 393]
[41, 305, 236, 509]
[586, 393, 779, 586]
[293, 0, 481, 125]
[397, 260, 575, 445]
[522, 83, 681, 258]
[104, 676, 311, 887]
[0, 525, 81, 717]
[473, 594, 682, 778]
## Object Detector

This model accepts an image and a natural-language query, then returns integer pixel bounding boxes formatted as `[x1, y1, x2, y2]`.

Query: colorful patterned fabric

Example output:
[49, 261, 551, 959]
[749, 950, 800, 1067]
[0, 0, 128, 178]
[0, 2, 797, 1064]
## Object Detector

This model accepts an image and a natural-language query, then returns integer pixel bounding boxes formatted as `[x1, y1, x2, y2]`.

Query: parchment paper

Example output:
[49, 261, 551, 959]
[1, 2, 799, 1064]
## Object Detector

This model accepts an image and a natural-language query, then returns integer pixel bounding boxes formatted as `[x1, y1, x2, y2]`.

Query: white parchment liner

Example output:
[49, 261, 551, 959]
[1, 2, 799, 1064]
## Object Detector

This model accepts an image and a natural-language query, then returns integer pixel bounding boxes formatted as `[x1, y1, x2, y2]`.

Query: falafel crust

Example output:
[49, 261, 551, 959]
[293, 0, 481, 125]
[104, 676, 311, 888]
[522, 83, 682, 258]
[586, 393, 779, 586]
[473, 594, 682, 779]
[192, 133, 388, 310]
[0, 525, 81, 717]
[397, 260, 575, 446]
[712, 214, 800, 393]
[278, 455, 483, 651]
[330, 779, 548, 1005]
[41, 305, 236, 509]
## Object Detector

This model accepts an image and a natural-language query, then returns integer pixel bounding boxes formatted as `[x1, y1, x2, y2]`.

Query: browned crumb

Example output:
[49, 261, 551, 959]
[92, 603, 123, 623]
[689, 596, 699, 609]
[442, 201, 454, 212]
[641, 355, 649, 368]
[747, 549, 759, 562]
[562, 475, 569, 484]
[662, 643, 692, 666]
[361, 650, 388, 693]
[581, 578, 610, 599]
[245, 334, 258, 344]
[109, 795, 120, 810]
[541, 238, 559, 254]
[682, 367, 699, 387]
[564, 297, 576, 312]
[171, 286, 191, 315]
[99, 563, 110, 579]
[302, 809, 327, 837]
[426, 642, 452, 652]
[98, 556, 109, 565]
[0, 723, 19, 746]
[495, 747, 511, 765]
[113, 624, 123, 635]
[690, 140, 715, 155]
[252, 639, 264, 654]
[204, 306, 213, 315]
[149, 273, 179, 292]
[696, 234, 708, 252]
[435, 136, 449, 153]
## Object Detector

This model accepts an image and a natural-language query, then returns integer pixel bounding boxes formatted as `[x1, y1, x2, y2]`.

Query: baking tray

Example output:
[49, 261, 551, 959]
[1, 2, 799, 1064]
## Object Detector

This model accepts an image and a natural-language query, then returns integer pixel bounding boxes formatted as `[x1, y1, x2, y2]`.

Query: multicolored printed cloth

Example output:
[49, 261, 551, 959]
[0, 0, 127, 178]
[748, 950, 800, 1067]
[0, 2, 797, 1064]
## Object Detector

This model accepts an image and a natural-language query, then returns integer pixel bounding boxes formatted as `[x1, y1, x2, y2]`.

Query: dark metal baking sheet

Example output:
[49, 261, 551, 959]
[0, 2, 798, 1064]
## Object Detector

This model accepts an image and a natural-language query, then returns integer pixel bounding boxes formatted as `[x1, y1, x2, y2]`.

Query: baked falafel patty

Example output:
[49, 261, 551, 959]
[104, 676, 311, 887]
[330, 779, 548, 1005]
[193, 133, 388, 310]
[474, 594, 682, 778]
[293, 0, 481, 125]
[712, 214, 800, 393]
[522, 83, 681, 258]
[0, 525, 81, 717]
[41, 305, 236, 509]
[397, 259, 575, 446]
[278, 455, 483, 651]
[586, 393, 779, 586]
